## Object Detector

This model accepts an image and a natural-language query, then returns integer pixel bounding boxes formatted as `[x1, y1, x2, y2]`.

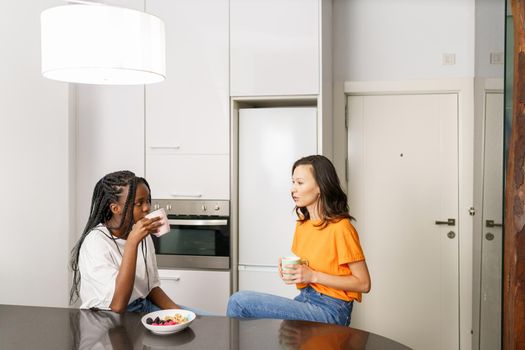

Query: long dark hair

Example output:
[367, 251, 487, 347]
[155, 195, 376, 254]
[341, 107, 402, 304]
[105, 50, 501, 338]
[292, 155, 352, 227]
[69, 170, 151, 304]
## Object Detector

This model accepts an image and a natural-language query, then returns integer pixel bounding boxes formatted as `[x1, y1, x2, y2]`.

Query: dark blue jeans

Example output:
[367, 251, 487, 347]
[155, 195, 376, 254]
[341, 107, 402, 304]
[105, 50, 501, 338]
[227, 286, 354, 326]
[126, 298, 161, 313]
[126, 298, 213, 316]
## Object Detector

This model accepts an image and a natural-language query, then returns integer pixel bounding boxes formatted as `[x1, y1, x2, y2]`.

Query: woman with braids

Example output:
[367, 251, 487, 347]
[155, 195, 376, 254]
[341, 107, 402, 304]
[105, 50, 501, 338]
[227, 155, 371, 326]
[70, 170, 179, 313]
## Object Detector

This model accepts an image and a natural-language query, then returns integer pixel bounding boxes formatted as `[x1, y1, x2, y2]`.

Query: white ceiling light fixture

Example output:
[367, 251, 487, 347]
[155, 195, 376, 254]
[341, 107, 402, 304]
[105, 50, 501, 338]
[41, 1, 166, 85]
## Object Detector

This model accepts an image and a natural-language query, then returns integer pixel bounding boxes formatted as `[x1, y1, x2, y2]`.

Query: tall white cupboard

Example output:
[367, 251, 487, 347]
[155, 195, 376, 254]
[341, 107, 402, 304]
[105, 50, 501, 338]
[145, 0, 230, 200]
[237, 107, 317, 298]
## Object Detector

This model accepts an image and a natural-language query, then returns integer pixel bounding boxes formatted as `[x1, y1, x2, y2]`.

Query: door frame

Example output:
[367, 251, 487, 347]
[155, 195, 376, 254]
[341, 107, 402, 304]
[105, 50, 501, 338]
[473, 78, 503, 350]
[343, 78, 474, 350]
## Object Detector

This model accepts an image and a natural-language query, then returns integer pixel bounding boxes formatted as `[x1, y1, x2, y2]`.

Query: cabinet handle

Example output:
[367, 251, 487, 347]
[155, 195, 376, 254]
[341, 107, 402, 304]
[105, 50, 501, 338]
[162, 276, 181, 281]
[168, 219, 228, 226]
[171, 193, 202, 198]
[150, 145, 180, 150]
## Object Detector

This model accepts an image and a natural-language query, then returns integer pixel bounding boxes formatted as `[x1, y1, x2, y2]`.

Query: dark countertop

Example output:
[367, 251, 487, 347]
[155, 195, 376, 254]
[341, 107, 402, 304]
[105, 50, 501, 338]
[0, 304, 411, 349]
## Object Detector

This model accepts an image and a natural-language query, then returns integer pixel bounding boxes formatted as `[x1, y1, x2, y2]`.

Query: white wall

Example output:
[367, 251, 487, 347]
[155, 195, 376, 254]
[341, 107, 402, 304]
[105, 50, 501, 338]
[475, 0, 505, 78]
[75, 85, 145, 243]
[333, 0, 475, 81]
[332, 0, 476, 188]
[0, 0, 72, 307]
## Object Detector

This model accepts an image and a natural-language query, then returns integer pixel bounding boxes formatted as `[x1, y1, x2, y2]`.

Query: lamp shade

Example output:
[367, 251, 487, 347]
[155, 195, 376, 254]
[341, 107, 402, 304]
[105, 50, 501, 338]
[41, 4, 166, 85]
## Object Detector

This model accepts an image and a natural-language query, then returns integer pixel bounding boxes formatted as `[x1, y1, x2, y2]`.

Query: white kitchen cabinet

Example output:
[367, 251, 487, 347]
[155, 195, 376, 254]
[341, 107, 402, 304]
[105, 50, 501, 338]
[159, 269, 230, 315]
[238, 107, 317, 266]
[145, 0, 230, 200]
[145, 0, 229, 155]
[230, 0, 320, 96]
[236, 107, 317, 294]
[147, 154, 229, 200]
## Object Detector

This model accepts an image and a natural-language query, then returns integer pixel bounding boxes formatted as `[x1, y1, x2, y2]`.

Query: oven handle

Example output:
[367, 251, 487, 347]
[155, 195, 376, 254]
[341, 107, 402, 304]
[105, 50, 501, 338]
[168, 219, 228, 226]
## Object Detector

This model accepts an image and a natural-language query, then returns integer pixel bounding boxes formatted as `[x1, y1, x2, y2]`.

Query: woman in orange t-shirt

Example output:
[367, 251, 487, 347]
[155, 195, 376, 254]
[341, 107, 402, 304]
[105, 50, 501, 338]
[227, 155, 371, 326]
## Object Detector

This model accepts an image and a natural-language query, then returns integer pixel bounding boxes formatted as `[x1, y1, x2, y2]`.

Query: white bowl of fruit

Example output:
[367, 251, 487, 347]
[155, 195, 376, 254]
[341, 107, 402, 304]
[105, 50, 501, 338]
[141, 309, 196, 335]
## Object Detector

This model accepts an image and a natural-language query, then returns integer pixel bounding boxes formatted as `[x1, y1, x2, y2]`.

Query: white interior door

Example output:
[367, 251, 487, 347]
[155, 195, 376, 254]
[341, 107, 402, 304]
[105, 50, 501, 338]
[479, 92, 503, 350]
[347, 94, 459, 350]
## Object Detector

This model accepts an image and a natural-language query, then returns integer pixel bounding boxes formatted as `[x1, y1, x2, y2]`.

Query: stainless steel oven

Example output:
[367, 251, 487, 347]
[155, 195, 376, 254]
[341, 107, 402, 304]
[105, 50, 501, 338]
[150, 199, 230, 270]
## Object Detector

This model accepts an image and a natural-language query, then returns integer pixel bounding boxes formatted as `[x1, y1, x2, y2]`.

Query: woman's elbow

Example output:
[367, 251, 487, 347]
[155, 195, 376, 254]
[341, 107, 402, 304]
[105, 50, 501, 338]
[360, 278, 371, 293]
[109, 303, 127, 314]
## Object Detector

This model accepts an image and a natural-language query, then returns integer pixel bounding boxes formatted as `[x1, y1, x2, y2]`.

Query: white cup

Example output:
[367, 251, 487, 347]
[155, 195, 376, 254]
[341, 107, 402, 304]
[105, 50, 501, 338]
[145, 208, 169, 237]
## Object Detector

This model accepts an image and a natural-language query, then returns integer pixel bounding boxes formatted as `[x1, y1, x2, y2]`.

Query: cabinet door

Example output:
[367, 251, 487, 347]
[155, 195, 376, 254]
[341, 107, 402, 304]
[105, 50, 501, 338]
[238, 107, 317, 266]
[238, 267, 299, 299]
[159, 269, 230, 315]
[145, 0, 229, 155]
[146, 154, 229, 200]
[230, 0, 319, 96]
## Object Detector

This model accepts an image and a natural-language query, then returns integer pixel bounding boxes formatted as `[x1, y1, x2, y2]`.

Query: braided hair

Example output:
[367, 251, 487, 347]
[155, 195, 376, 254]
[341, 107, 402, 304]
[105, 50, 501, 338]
[69, 170, 151, 304]
[292, 155, 353, 228]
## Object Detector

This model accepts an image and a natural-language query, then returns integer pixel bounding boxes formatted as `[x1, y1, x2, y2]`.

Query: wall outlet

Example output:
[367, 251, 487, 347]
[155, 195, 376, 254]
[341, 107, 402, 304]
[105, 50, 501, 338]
[442, 53, 456, 65]
[490, 52, 504, 65]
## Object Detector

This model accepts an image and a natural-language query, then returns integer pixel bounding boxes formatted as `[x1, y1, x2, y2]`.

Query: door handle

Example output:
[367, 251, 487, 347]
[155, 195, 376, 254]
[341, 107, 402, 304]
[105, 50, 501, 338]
[485, 220, 502, 228]
[435, 218, 455, 226]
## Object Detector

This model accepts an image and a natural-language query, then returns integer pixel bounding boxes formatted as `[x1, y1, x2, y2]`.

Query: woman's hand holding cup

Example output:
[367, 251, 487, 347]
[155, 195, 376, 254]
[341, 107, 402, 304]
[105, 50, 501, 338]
[128, 216, 163, 245]
[280, 256, 310, 284]
[144, 208, 170, 237]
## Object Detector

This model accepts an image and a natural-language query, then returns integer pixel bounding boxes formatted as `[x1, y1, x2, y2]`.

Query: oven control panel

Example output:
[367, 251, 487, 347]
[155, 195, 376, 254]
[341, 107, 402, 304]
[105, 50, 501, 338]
[151, 199, 229, 217]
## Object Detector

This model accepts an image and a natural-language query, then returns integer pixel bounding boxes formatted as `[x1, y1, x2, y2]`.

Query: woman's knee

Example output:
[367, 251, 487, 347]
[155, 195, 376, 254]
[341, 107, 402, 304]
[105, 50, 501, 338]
[227, 291, 254, 317]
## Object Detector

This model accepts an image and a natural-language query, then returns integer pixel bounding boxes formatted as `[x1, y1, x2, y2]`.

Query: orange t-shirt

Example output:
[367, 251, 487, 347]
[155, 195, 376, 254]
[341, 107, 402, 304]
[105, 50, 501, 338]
[291, 218, 365, 302]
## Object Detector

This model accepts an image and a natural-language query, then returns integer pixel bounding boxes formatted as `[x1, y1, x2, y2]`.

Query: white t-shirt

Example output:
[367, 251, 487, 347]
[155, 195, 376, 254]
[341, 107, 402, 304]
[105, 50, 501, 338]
[78, 225, 160, 309]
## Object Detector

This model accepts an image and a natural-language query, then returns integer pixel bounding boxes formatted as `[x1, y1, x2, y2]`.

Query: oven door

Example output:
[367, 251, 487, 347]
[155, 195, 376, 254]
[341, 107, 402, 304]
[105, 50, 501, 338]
[151, 216, 230, 270]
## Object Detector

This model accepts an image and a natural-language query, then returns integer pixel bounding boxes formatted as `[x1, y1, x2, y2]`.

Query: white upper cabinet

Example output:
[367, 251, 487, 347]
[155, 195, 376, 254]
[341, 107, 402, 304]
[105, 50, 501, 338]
[145, 0, 229, 155]
[147, 154, 229, 200]
[230, 0, 320, 96]
[145, 0, 230, 199]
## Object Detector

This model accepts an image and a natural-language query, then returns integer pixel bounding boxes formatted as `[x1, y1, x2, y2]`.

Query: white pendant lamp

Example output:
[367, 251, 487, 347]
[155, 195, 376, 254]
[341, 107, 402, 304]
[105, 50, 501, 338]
[41, 3, 166, 85]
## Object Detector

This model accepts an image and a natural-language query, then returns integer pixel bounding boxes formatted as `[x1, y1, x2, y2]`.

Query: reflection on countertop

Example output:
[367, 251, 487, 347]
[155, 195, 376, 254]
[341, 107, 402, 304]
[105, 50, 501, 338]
[0, 304, 411, 350]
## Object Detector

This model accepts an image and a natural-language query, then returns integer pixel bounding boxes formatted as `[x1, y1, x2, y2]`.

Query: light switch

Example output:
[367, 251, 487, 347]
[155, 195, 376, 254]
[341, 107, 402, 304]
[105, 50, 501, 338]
[490, 52, 504, 65]
[442, 53, 456, 65]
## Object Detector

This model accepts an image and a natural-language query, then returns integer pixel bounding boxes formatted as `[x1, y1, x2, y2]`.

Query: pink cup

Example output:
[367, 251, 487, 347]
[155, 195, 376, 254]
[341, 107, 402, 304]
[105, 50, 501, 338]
[145, 208, 169, 237]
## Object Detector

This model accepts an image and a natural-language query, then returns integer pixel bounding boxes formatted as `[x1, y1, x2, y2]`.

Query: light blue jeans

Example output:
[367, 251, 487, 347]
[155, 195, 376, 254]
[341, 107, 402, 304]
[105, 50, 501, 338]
[126, 298, 213, 316]
[226, 286, 354, 326]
